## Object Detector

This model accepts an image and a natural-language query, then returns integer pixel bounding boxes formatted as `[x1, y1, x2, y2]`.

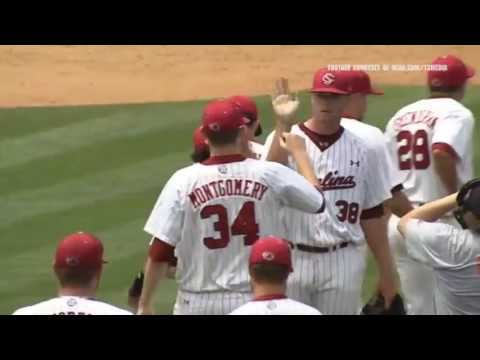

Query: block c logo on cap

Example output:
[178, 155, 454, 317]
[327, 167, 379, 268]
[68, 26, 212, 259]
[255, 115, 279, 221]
[430, 77, 443, 87]
[262, 251, 275, 261]
[209, 123, 221, 132]
[322, 73, 336, 86]
[66, 256, 80, 267]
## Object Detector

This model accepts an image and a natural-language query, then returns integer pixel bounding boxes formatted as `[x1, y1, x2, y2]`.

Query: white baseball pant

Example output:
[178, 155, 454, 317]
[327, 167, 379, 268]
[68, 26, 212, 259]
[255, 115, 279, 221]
[173, 290, 252, 315]
[286, 244, 367, 315]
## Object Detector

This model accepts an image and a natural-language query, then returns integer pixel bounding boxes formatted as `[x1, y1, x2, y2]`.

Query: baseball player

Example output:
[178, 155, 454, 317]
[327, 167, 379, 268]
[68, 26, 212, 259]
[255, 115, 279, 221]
[385, 54, 476, 314]
[137, 99, 325, 315]
[177, 118, 263, 279]
[340, 70, 412, 217]
[229, 236, 321, 315]
[397, 179, 480, 315]
[264, 72, 399, 315]
[131, 115, 266, 296]
[12, 232, 132, 315]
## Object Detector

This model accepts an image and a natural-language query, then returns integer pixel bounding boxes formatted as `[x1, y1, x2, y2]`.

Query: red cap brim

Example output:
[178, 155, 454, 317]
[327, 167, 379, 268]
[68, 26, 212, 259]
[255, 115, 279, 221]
[368, 88, 384, 95]
[310, 88, 350, 95]
[467, 65, 476, 78]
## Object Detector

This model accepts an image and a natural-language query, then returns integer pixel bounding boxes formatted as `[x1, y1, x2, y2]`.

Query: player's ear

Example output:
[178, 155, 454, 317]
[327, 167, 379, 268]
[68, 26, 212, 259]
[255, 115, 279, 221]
[238, 126, 248, 142]
[93, 267, 103, 289]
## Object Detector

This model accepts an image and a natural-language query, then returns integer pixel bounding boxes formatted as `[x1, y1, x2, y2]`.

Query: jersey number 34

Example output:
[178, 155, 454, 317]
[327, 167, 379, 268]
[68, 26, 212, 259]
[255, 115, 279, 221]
[200, 201, 259, 249]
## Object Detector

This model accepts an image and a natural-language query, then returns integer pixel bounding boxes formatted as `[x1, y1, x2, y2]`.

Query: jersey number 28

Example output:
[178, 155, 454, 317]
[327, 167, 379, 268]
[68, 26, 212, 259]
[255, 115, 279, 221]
[200, 201, 259, 249]
[397, 129, 430, 170]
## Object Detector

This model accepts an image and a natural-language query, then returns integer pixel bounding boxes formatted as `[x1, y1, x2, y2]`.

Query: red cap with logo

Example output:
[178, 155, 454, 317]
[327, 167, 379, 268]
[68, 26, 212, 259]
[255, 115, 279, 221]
[428, 55, 475, 88]
[228, 95, 262, 136]
[193, 126, 209, 153]
[249, 236, 293, 272]
[311, 68, 354, 95]
[228, 95, 258, 124]
[54, 232, 107, 269]
[346, 70, 383, 95]
[202, 99, 248, 135]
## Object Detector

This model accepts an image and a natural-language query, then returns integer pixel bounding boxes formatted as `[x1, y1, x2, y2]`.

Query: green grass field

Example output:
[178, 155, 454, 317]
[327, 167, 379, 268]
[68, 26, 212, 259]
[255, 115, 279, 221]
[2, 86, 480, 314]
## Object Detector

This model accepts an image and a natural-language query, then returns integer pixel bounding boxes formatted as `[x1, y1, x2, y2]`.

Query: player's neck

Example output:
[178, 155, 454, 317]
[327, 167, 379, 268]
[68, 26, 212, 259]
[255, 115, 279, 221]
[306, 117, 341, 135]
[209, 144, 245, 158]
[252, 283, 287, 300]
[58, 287, 97, 299]
[342, 112, 362, 122]
[429, 92, 463, 102]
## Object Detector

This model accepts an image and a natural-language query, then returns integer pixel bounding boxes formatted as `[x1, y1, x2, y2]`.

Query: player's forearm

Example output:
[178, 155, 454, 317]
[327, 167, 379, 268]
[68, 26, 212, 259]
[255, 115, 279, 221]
[138, 258, 168, 313]
[366, 235, 397, 286]
[266, 125, 292, 165]
[433, 150, 458, 194]
[384, 190, 413, 217]
[289, 149, 319, 188]
[362, 218, 398, 298]
[401, 193, 458, 224]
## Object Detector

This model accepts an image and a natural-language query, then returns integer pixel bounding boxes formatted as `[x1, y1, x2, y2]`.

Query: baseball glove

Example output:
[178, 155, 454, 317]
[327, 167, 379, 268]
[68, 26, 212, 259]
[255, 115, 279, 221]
[128, 271, 144, 299]
[361, 293, 406, 315]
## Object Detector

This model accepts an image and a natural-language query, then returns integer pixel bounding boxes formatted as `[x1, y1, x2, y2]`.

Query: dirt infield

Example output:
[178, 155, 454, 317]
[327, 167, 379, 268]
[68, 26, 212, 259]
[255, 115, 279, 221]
[1, 45, 479, 108]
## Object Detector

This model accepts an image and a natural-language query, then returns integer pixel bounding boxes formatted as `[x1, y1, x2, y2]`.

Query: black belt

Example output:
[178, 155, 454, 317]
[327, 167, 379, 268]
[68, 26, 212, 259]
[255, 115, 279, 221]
[293, 241, 350, 254]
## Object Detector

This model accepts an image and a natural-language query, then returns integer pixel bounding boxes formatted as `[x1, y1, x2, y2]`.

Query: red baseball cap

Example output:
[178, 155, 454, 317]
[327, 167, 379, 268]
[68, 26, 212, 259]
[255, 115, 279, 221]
[347, 70, 383, 95]
[311, 68, 354, 95]
[228, 95, 258, 124]
[428, 55, 475, 88]
[193, 126, 209, 153]
[54, 232, 107, 269]
[249, 236, 293, 272]
[229, 95, 263, 136]
[202, 99, 248, 135]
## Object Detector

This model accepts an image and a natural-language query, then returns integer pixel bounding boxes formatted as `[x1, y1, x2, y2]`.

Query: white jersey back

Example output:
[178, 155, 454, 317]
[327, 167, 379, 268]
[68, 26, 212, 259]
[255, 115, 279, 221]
[404, 219, 480, 315]
[385, 98, 474, 204]
[229, 297, 321, 315]
[12, 296, 133, 315]
[264, 124, 391, 246]
[248, 141, 265, 160]
[144, 156, 324, 293]
[341, 117, 402, 191]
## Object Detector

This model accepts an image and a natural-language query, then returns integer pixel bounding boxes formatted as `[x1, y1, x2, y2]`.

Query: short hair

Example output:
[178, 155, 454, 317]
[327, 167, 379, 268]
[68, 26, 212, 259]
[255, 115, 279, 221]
[190, 148, 210, 163]
[249, 263, 290, 284]
[429, 84, 464, 94]
[204, 128, 240, 147]
[54, 267, 98, 288]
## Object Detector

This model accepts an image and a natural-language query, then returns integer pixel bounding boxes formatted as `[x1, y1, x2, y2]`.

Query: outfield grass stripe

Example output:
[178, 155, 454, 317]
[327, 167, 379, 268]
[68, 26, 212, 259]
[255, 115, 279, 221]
[0, 185, 176, 262]
[0, 122, 197, 196]
[0, 107, 198, 170]
[1, 152, 189, 229]
[0, 106, 116, 141]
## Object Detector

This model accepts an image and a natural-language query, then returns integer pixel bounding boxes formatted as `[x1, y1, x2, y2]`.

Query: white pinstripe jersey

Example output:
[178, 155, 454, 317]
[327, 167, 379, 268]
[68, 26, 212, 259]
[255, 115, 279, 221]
[144, 156, 325, 293]
[264, 123, 391, 246]
[385, 98, 474, 205]
[341, 117, 402, 192]
[12, 297, 133, 315]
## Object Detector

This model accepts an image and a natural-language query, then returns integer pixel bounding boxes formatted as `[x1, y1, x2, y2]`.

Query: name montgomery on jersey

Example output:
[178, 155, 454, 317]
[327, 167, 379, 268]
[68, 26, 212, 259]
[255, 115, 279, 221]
[189, 179, 269, 209]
